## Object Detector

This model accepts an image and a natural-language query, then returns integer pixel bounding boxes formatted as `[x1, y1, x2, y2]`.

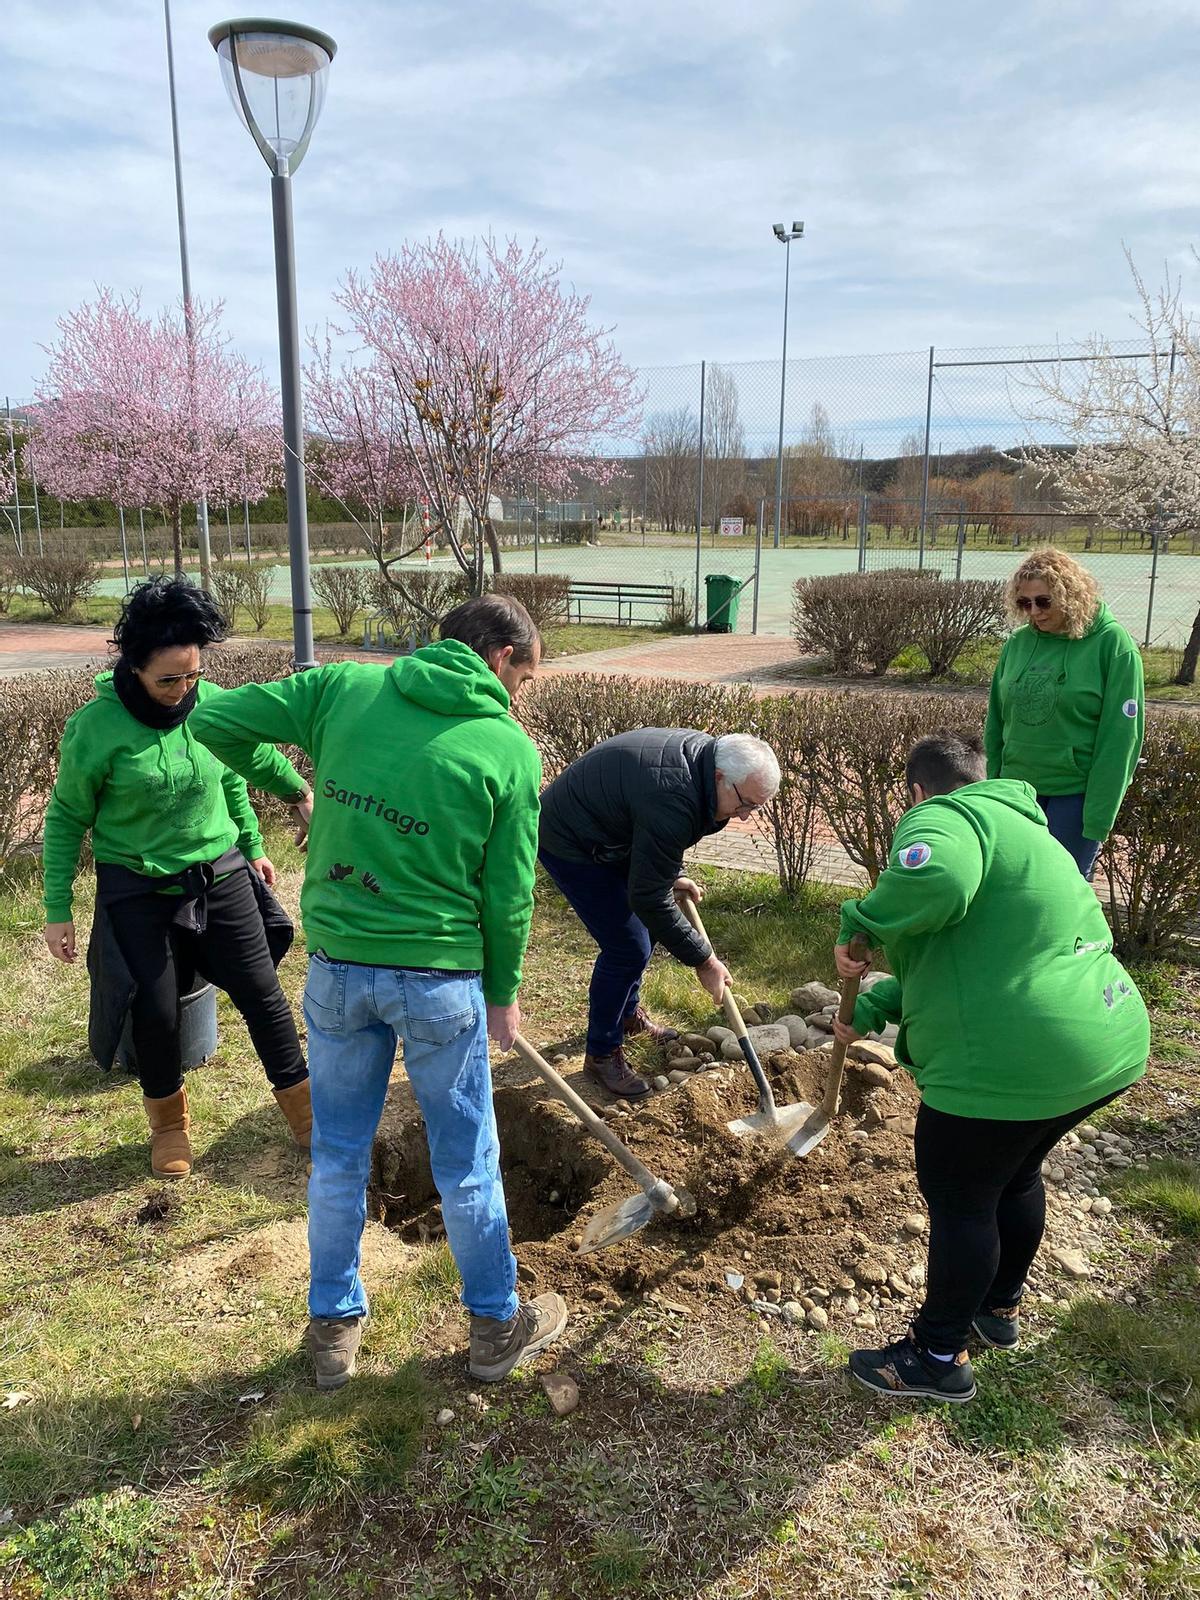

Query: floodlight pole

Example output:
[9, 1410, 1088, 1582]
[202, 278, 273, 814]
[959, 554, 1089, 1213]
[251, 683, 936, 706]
[271, 166, 317, 668]
[772, 223, 803, 552]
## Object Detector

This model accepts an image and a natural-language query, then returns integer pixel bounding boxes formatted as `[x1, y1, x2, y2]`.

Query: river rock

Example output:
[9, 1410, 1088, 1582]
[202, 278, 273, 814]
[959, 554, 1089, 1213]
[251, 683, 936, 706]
[902, 1214, 926, 1236]
[1091, 1196, 1112, 1216]
[791, 981, 840, 1013]
[855, 1259, 888, 1287]
[859, 971, 891, 992]
[721, 1024, 791, 1060]
[848, 1041, 897, 1069]
[682, 1033, 713, 1054]
[806, 1305, 829, 1330]
[707, 1025, 736, 1046]
[782, 1300, 805, 1324]
[804, 1028, 832, 1050]
[805, 1011, 834, 1030]
[776, 1014, 810, 1050]
[541, 1374, 580, 1417]
[667, 1069, 692, 1084]
[436, 1408, 455, 1426]
[1048, 1245, 1092, 1279]
[652, 1075, 670, 1091]
[858, 1064, 892, 1090]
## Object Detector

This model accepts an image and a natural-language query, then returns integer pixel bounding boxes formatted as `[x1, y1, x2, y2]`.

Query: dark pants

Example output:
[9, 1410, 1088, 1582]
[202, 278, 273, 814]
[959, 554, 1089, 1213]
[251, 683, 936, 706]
[107, 867, 306, 1100]
[538, 849, 652, 1055]
[911, 1089, 1123, 1354]
[1038, 792, 1101, 878]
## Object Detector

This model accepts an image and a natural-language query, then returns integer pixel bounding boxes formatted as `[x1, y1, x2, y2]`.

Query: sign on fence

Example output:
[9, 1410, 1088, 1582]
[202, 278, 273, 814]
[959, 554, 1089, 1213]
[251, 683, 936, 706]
[719, 516, 744, 538]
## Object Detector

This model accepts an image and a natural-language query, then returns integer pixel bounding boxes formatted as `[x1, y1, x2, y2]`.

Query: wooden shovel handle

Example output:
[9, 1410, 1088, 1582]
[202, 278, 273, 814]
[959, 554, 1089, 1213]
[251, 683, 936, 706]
[820, 937, 872, 1118]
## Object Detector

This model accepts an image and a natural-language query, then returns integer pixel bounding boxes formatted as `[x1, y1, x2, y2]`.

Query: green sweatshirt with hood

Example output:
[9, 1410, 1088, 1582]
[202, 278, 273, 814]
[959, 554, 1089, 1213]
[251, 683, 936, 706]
[984, 601, 1143, 842]
[838, 779, 1149, 1120]
[188, 641, 542, 1006]
[42, 673, 307, 922]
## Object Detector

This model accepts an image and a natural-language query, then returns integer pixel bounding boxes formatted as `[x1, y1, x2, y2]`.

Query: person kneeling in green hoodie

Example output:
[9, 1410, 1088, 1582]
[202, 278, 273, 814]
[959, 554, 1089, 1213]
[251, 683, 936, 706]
[190, 594, 567, 1391]
[833, 731, 1149, 1404]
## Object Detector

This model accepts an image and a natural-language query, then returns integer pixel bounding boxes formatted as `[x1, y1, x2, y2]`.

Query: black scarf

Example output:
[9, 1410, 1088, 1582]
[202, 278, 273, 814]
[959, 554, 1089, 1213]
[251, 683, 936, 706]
[113, 659, 199, 730]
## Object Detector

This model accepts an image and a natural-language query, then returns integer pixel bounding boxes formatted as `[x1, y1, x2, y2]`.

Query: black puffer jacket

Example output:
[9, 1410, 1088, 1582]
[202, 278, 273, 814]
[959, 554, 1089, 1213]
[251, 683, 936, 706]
[537, 728, 726, 965]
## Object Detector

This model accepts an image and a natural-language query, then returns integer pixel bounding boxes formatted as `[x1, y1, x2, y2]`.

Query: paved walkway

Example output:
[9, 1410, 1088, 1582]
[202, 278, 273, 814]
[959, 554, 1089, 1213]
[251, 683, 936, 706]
[0, 623, 113, 675]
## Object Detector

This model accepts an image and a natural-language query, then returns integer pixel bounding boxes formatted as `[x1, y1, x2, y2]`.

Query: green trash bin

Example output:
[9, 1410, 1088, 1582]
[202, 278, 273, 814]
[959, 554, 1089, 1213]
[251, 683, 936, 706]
[705, 573, 743, 633]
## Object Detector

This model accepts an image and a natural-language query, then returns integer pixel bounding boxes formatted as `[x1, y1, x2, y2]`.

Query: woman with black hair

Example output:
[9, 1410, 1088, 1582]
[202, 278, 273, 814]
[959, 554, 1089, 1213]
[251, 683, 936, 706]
[42, 578, 313, 1178]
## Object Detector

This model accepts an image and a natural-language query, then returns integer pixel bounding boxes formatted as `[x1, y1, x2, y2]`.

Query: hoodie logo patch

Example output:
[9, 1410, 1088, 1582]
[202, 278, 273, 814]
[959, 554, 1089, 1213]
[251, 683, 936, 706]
[1122, 699, 1139, 718]
[898, 842, 932, 870]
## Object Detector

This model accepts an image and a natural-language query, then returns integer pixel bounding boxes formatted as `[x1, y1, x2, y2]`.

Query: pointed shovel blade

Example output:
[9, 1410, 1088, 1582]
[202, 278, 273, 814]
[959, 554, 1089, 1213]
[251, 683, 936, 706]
[727, 1098, 831, 1158]
[577, 1184, 698, 1255]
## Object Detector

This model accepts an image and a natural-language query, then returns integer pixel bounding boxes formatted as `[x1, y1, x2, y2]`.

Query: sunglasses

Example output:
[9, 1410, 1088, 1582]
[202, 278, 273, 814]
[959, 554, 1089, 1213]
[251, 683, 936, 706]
[154, 669, 205, 687]
[1016, 595, 1053, 612]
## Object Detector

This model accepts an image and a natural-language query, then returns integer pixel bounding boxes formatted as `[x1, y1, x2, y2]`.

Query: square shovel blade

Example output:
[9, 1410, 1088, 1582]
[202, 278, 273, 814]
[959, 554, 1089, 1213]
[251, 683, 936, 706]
[727, 1099, 832, 1158]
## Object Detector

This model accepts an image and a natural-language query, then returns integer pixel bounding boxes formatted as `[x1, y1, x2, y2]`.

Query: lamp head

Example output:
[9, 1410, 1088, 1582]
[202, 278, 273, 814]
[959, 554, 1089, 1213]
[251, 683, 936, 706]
[791, 221, 805, 237]
[772, 222, 787, 241]
[209, 17, 336, 175]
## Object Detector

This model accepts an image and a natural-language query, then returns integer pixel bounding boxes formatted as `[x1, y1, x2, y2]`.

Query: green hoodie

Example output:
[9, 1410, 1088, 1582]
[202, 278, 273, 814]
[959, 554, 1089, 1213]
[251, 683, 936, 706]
[188, 641, 542, 1006]
[838, 779, 1149, 1120]
[42, 674, 307, 922]
[984, 601, 1143, 841]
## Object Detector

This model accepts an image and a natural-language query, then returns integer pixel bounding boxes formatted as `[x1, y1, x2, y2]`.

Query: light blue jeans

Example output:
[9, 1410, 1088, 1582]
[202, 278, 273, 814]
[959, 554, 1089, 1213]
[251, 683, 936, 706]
[303, 955, 518, 1324]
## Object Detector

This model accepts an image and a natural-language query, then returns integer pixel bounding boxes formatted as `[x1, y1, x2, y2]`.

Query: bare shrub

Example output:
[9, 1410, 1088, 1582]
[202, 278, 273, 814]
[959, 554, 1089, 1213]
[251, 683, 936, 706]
[14, 553, 101, 620]
[746, 694, 824, 893]
[311, 564, 368, 637]
[489, 573, 571, 631]
[0, 555, 17, 615]
[240, 564, 273, 631]
[207, 564, 245, 631]
[370, 570, 471, 646]
[0, 666, 100, 861]
[1103, 710, 1200, 956]
[792, 570, 942, 676]
[910, 578, 1006, 676]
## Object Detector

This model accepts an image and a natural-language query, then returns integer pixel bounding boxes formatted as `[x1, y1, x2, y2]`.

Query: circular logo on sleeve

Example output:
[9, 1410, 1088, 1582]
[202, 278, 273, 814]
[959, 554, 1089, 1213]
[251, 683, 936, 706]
[1122, 699, 1139, 718]
[898, 842, 932, 869]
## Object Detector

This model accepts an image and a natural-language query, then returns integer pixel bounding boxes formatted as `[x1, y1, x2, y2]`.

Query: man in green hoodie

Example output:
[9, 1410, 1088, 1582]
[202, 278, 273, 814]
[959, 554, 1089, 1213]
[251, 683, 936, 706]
[190, 594, 567, 1389]
[831, 731, 1148, 1404]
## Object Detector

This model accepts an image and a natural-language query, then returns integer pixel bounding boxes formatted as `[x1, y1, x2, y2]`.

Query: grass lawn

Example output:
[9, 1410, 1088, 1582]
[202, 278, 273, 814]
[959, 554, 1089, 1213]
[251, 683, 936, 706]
[2, 841, 1199, 1598]
[0, 594, 664, 661]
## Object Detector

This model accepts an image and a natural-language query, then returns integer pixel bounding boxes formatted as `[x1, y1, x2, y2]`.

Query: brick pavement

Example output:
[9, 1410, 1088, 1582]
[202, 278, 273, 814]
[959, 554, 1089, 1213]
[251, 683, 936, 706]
[0, 623, 113, 675]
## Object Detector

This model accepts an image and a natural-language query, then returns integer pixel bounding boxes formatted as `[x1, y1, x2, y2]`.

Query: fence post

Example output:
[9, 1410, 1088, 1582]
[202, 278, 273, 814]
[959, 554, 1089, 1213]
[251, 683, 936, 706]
[857, 494, 868, 573]
[955, 508, 966, 581]
[242, 498, 252, 567]
[752, 496, 764, 633]
[27, 440, 43, 554]
[4, 397, 22, 557]
[117, 503, 130, 592]
[917, 346, 934, 571]
[139, 508, 149, 574]
[693, 361, 706, 633]
[1144, 525, 1161, 648]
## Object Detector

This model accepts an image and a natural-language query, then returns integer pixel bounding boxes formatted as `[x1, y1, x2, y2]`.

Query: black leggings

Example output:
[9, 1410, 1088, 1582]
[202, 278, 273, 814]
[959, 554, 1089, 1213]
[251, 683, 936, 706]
[911, 1089, 1123, 1354]
[107, 867, 306, 1100]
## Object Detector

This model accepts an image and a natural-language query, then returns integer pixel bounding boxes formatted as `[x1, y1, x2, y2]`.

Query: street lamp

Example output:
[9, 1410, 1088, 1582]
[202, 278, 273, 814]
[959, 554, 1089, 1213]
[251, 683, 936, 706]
[209, 18, 337, 669]
[771, 220, 804, 551]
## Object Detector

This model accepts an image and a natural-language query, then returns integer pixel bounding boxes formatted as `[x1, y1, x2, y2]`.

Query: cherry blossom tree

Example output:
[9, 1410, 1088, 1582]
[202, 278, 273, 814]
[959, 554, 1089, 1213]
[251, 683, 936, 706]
[1017, 253, 1200, 681]
[309, 235, 642, 606]
[28, 289, 278, 581]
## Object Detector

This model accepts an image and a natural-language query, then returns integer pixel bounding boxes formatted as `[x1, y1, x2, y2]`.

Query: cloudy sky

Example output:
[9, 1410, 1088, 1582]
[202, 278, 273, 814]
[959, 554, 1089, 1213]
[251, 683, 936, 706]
[4, 0, 1199, 453]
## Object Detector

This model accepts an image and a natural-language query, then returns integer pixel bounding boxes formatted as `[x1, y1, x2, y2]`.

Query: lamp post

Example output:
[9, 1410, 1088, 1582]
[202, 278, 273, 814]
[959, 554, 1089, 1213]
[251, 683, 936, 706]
[771, 220, 804, 551]
[209, 17, 336, 669]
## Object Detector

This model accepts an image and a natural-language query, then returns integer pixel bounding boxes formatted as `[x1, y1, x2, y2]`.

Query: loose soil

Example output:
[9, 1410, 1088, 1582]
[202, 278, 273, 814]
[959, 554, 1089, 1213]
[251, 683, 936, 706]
[372, 1046, 932, 1317]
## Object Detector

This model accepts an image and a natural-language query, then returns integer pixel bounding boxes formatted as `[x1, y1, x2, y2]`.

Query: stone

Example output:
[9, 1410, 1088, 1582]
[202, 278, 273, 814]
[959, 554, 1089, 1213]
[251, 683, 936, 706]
[805, 1028, 833, 1050]
[741, 1006, 762, 1026]
[902, 1213, 926, 1236]
[905, 1263, 926, 1287]
[782, 1300, 805, 1324]
[1106, 1154, 1132, 1169]
[853, 1313, 878, 1329]
[667, 1070, 692, 1084]
[791, 981, 840, 1013]
[1049, 1165, 1066, 1184]
[887, 1274, 909, 1296]
[754, 1269, 782, 1289]
[842, 1295, 860, 1315]
[806, 1305, 829, 1330]
[699, 1051, 715, 1064]
[1079, 1123, 1099, 1139]
[848, 1041, 897, 1069]
[551, 1053, 569, 1064]
[855, 1259, 888, 1287]
[652, 1075, 670, 1091]
[681, 1033, 713, 1054]
[805, 1011, 834, 1030]
[541, 1374, 580, 1417]
[776, 1014, 810, 1050]
[876, 1024, 900, 1046]
[720, 1024, 791, 1060]
[859, 971, 891, 992]
[707, 1025, 736, 1046]
[809, 1286, 830, 1299]
[1090, 1196, 1112, 1216]
[436, 1408, 455, 1426]
[883, 1115, 917, 1138]
[1048, 1245, 1092, 1279]
[764, 1288, 782, 1305]
[858, 1064, 892, 1090]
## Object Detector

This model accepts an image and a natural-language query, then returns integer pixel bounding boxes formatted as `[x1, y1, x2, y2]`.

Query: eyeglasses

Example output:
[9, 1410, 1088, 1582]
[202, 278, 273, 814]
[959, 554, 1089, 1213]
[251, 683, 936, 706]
[732, 781, 763, 815]
[154, 669, 205, 687]
[1016, 595, 1053, 612]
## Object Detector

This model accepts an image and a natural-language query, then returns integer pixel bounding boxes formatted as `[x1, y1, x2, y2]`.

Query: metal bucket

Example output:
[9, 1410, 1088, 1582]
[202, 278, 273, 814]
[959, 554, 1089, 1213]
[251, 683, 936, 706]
[115, 980, 219, 1074]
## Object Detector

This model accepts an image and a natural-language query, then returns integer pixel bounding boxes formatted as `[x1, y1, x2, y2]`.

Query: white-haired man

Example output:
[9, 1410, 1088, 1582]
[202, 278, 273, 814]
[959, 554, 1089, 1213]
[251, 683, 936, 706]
[538, 729, 781, 1096]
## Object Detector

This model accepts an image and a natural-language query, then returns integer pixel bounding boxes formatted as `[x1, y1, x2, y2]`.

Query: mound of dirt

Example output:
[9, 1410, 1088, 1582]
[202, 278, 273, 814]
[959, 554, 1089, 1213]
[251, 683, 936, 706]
[371, 1046, 926, 1328]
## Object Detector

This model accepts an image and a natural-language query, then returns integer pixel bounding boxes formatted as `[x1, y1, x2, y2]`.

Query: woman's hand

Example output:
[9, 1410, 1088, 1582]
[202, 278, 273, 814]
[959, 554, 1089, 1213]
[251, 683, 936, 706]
[834, 941, 873, 981]
[832, 1018, 863, 1047]
[289, 795, 313, 852]
[45, 922, 77, 963]
[250, 856, 277, 887]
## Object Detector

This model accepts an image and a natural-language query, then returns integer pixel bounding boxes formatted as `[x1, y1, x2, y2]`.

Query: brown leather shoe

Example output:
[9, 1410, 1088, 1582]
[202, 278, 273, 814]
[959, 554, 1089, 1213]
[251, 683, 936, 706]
[622, 1004, 680, 1044]
[583, 1047, 651, 1098]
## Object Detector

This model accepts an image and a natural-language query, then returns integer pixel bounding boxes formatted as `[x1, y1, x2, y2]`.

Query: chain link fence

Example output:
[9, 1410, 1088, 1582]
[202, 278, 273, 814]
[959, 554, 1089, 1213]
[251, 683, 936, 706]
[6, 340, 1199, 648]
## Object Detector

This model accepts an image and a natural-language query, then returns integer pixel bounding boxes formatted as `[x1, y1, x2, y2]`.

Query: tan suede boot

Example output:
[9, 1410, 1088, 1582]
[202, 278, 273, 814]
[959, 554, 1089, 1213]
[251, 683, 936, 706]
[274, 1078, 313, 1149]
[143, 1087, 192, 1179]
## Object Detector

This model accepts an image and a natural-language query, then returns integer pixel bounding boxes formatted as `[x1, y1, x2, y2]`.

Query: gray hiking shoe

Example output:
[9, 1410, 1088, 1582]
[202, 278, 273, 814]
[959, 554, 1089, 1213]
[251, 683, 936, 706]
[306, 1312, 370, 1391]
[468, 1293, 569, 1383]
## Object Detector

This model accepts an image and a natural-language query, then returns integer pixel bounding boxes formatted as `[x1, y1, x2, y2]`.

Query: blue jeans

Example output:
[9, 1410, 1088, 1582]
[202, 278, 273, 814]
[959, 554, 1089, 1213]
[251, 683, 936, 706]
[303, 956, 518, 1324]
[538, 849, 653, 1055]
[1038, 793, 1101, 879]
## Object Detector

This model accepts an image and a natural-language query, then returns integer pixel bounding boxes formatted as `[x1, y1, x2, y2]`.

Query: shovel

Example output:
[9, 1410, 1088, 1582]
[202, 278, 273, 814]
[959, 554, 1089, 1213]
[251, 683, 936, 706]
[681, 896, 865, 1158]
[511, 1033, 697, 1254]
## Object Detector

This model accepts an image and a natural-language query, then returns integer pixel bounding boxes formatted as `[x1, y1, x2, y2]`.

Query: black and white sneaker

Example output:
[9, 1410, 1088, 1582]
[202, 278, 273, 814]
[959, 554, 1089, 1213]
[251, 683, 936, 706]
[971, 1300, 1021, 1350]
[849, 1333, 976, 1403]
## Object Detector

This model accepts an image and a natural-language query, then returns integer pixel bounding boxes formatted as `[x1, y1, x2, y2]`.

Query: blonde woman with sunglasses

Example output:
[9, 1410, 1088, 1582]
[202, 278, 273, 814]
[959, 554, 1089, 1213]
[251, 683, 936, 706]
[42, 578, 314, 1177]
[984, 548, 1143, 876]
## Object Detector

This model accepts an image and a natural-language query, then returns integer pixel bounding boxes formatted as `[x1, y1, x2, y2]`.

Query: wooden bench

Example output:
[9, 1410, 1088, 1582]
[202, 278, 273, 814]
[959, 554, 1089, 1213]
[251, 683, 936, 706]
[567, 579, 680, 625]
